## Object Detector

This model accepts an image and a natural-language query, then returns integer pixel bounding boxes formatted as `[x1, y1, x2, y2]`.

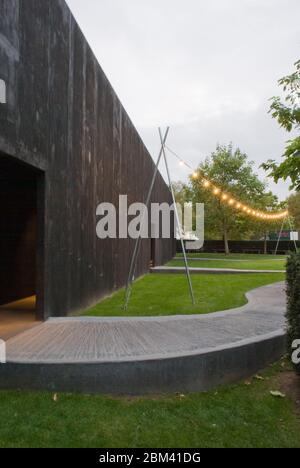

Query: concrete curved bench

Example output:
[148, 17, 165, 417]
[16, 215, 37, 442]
[0, 282, 286, 395]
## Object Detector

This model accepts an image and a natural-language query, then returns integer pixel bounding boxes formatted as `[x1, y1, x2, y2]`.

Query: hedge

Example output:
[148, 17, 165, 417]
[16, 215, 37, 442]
[286, 253, 300, 373]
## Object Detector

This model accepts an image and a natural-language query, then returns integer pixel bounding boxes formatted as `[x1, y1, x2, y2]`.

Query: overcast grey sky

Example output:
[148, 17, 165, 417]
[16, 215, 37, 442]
[67, 0, 299, 200]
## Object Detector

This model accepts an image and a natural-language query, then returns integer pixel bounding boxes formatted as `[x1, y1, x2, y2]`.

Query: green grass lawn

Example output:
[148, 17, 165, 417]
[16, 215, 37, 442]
[169, 258, 286, 270]
[172, 253, 287, 270]
[0, 360, 299, 448]
[82, 273, 285, 317]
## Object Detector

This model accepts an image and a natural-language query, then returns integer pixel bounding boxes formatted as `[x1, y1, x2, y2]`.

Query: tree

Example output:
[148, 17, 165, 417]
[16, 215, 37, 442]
[248, 192, 283, 254]
[190, 144, 267, 254]
[262, 60, 300, 191]
[288, 192, 300, 232]
[173, 181, 192, 206]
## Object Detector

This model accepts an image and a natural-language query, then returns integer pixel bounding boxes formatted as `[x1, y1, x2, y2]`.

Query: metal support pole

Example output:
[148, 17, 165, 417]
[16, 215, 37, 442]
[287, 216, 298, 253]
[159, 128, 196, 306]
[274, 217, 286, 256]
[123, 128, 170, 311]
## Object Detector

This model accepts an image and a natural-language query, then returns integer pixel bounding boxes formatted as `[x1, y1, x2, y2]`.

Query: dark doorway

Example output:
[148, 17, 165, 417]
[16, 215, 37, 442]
[0, 154, 44, 336]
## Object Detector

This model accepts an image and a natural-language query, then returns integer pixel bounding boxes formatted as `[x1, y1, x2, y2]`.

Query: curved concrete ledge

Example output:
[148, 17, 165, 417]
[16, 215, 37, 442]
[0, 282, 286, 395]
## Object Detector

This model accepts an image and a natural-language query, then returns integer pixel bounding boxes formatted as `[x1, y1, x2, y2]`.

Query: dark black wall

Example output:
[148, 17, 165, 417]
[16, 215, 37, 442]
[177, 239, 300, 255]
[0, 0, 175, 317]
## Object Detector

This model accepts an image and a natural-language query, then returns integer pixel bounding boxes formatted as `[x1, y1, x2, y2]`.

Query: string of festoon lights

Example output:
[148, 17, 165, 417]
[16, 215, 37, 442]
[165, 145, 289, 222]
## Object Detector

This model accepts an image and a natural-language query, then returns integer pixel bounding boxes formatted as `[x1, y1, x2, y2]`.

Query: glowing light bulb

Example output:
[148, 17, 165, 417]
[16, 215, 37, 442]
[213, 188, 220, 195]
[222, 194, 228, 201]
[236, 203, 241, 209]
[203, 180, 210, 188]
[229, 199, 234, 205]
[192, 172, 198, 179]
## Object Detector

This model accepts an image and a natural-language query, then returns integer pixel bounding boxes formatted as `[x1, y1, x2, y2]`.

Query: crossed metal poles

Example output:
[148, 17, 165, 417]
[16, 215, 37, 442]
[123, 128, 195, 312]
[274, 215, 298, 256]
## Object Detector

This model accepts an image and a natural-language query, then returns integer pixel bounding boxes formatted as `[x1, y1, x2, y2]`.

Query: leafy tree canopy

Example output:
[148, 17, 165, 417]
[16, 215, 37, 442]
[288, 192, 300, 231]
[174, 144, 283, 254]
[262, 60, 300, 191]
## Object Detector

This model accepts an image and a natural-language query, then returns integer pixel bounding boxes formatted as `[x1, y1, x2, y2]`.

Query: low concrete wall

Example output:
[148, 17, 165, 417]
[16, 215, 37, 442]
[0, 331, 285, 395]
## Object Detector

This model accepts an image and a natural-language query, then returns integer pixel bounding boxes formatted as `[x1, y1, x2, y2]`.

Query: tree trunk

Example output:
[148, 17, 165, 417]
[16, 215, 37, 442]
[223, 229, 230, 255]
[263, 232, 268, 255]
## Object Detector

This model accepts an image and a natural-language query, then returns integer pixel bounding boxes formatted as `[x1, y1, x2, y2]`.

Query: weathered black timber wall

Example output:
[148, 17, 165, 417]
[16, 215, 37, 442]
[0, 0, 175, 317]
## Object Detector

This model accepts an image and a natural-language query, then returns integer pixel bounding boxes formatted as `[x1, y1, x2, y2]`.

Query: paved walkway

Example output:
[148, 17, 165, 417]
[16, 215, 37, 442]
[6, 282, 285, 364]
[151, 266, 285, 274]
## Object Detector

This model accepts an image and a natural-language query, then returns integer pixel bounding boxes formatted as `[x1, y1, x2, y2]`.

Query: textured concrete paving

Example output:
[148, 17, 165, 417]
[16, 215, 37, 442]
[6, 282, 286, 364]
[151, 266, 285, 274]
